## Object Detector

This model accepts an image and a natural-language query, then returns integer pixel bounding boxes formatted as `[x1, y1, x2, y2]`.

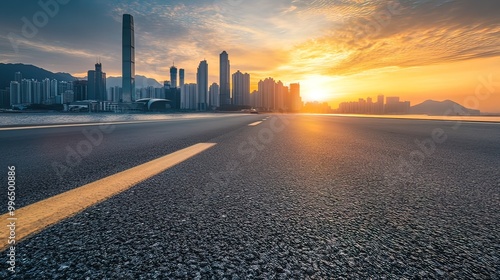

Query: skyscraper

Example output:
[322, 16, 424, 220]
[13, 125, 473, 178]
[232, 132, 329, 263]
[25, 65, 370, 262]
[290, 83, 302, 112]
[219, 51, 231, 106]
[209, 82, 220, 109]
[73, 80, 88, 101]
[122, 14, 135, 103]
[170, 64, 178, 89]
[88, 63, 107, 101]
[14, 72, 22, 83]
[20, 79, 32, 103]
[179, 69, 185, 88]
[232, 70, 250, 106]
[196, 60, 208, 111]
[9, 81, 20, 105]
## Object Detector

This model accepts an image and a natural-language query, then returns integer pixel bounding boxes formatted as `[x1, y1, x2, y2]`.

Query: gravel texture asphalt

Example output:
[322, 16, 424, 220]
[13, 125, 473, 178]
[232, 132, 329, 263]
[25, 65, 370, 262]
[1, 114, 499, 279]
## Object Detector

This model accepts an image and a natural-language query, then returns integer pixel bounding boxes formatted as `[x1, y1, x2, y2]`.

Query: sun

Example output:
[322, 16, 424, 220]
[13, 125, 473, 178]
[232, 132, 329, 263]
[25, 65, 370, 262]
[300, 75, 337, 102]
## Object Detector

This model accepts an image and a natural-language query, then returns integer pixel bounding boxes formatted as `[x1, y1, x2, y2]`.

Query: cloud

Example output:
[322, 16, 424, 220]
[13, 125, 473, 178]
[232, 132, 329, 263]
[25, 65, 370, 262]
[285, 0, 500, 76]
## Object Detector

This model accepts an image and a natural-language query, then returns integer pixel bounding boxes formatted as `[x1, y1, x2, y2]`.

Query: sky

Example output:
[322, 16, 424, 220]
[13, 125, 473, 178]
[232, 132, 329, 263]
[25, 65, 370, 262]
[0, 0, 499, 112]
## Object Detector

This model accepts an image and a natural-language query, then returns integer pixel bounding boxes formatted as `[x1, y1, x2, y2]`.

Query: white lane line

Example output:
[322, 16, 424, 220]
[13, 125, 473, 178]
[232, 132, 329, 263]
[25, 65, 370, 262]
[248, 121, 263, 126]
[0, 142, 217, 251]
[0, 120, 179, 131]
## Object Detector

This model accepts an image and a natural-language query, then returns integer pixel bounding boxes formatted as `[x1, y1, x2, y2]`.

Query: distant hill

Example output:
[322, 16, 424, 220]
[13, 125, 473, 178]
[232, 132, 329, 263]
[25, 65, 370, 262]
[410, 100, 480, 116]
[0, 63, 76, 89]
[107, 75, 163, 89]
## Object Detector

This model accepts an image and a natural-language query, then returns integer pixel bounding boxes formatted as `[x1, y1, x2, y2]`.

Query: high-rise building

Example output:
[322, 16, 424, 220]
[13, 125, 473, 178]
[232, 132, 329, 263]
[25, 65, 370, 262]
[259, 77, 276, 110]
[209, 82, 220, 109]
[122, 14, 135, 103]
[179, 69, 185, 88]
[289, 83, 302, 112]
[20, 79, 32, 104]
[170, 65, 178, 89]
[41, 78, 50, 103]
[232, 70, 250, 106]
[14, 72, 22, 83]
[50, 79, 58, 98]
[32, 80, 42, 104]
[88, 63, 107, 101]
[377, 94, 384, 114]
[219, 51, 231, 106]
[181, 83, 197, 110]
[73, 80, 88, 101]
[196, 60, 208, 111]
[275, 80, 287, 111]
[0, 89, 9, 109]
[9, 81, 20, 105]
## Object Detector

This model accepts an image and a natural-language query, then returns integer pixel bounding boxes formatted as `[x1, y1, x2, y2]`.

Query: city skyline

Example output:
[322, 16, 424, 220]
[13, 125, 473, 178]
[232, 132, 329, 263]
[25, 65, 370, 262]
[0, 1, 499, 112]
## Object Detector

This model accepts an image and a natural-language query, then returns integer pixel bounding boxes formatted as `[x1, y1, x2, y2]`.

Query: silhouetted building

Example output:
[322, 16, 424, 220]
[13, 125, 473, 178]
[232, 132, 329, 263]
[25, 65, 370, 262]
[209, 82, 220, 109]
[14, 72, 22, 83]
[170, 64, 178, 89]
[289, 83, 302, 112]
[179, 69, 185, 88]
[385, 96, 410, 114]
[20, 79, 32, 103]
[41, 78, 50, 103]
[337, 95, 409, 114]
[0, 89, 9, 109]
[9, 81, 20, 105]
[88, 63, 107, 101]
[165, 88, 181, 109]
[181, 83, 197, 110]
[219, 51, 231, 106]
[50, 79, 58, 98]
[232, 70, 250, 106]
[197, 60, 208, 111]
[73, 80, 88, 101]
[108, 86, 121, 102]
[259, 77, 276, 111]
[122, 14, 135, 102]
[275, 80, 287, 111]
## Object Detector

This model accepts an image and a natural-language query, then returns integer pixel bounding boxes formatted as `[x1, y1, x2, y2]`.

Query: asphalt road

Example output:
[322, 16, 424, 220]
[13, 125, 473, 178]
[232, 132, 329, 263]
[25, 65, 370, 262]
[0, 114, 499, 279]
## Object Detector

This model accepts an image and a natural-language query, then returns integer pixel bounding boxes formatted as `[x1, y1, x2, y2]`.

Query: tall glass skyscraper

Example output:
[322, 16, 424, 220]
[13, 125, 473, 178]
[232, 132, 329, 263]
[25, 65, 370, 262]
[197, 60, 208, 111]
[122, 14, 135, 103]
[219, 51, 231, 106]
[179, 69, 185, 88]
[170, 65, 178, 89]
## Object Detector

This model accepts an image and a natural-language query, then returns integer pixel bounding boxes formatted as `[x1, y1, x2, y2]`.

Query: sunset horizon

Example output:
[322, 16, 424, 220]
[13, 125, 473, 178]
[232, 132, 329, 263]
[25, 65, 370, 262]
[1, 0, 499, 112]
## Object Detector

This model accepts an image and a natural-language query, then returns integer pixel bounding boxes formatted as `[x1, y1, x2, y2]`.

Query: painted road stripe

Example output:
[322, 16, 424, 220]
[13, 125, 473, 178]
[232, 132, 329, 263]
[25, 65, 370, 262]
[248, 121, 263, 126]
[0, 143, 217, 252]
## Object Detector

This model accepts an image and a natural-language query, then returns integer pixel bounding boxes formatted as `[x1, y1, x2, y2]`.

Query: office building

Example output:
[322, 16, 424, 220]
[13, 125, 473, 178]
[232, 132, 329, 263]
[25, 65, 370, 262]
[88, 63, 107, 101]
[170, 65, 178, 89]
[209, 82, 220, 109]
[179, 69, 185, 88]
[14, 72, 22, 83]
[219, 51, 231, 106]
[289, 83, 302, 112]
[232, 70, 250, 106]
[73, 80, 88, 101]
[9, 81, 20, 105]
[196, 60, 208, 111]
[181, 83, 197, 110]
[122, 14, 135, 102]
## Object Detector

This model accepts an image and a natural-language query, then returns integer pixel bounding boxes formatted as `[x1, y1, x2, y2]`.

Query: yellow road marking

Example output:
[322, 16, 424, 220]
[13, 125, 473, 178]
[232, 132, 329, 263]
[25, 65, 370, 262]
[0, 143, 217, 251]
[248, 121, 263, 126]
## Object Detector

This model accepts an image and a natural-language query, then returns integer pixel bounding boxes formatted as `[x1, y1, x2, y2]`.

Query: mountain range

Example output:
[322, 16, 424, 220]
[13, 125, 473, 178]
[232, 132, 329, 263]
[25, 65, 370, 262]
[0, 63, 76, 90]
[0, 63, 163, 90]
[410, 100, 480, 115]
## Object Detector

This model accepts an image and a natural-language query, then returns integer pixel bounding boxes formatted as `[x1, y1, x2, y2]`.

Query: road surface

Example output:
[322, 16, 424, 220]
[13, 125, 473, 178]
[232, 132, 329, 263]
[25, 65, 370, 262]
[0, 114, 498, 278]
